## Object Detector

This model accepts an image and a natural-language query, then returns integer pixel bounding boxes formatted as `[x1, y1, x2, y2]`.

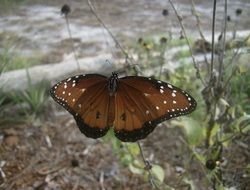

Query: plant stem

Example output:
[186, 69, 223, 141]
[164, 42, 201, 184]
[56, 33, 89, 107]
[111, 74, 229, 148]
[210, 0, 217, 80]
[168, 0, 205, 85]
[64, 15, 81, 72]
[137, 141, 161, 190]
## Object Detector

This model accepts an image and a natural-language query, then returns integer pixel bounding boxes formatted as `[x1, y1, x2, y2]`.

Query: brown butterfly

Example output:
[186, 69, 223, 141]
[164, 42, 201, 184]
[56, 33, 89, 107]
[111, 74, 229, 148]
[50, 72, 196, 142]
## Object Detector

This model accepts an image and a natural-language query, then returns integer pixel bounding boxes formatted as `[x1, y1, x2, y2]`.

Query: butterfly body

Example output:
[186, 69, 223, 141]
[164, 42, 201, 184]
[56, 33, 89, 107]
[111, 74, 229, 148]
[50, 72, 196, 142]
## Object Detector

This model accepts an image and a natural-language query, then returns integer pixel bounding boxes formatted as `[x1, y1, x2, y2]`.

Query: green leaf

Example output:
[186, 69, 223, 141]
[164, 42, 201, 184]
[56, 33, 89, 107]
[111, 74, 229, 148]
[209, 123, 220, 144]
[172, 117, 205, 146]
[183, 178, 196, 190]
[126, 143, 140, 156]
[121, 154, 133, 166]
[193, 151, 206, 164]
[246, 164, 250, 171]
[215, 184, 226, 190]
[151, 164, 165, 184]
[231, 114, 250, 133]
[128, 160, 144, 175]
[219, 98, 230, 107]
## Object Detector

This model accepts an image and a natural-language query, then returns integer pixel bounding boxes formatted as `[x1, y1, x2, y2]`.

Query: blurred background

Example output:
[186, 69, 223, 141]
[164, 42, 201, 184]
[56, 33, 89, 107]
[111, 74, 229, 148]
[0, 0, 249, 189]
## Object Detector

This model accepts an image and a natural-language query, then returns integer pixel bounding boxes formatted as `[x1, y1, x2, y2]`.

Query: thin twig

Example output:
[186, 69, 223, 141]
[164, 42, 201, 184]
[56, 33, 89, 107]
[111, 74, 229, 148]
[190, 0, 206, 40]
[64, 15, 81, 71]
[190, 0, 209, 71]
[210, 0, 217, 80]
[216, 1, 228, 166]
[137, 141, 161, 190]
[205, 0, 218, 148]
[223, 35, 249, 90]
[0, 62, 7, 77]
[219, 123, 249, 143]
[168, 0, 205, 86]
[158, 45, 167, 79]
[217, 0, 228, 84]
[87, 0, 141, 74]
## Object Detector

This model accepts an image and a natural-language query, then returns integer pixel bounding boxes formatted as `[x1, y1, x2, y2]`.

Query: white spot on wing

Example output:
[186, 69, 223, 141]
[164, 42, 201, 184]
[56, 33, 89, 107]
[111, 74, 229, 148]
[173, 100, 177, 104]
[172, 92, 176, 97]
[163, 100, 167, 104]
[156, 106, 159, 110]
[168, 84, 173, 89]
[160, 89, 164, 94]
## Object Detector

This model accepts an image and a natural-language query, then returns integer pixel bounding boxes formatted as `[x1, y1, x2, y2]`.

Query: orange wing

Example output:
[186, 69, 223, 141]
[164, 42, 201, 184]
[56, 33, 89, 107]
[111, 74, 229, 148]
[114, 76, 196, 142]
[50, 74, 114, 139]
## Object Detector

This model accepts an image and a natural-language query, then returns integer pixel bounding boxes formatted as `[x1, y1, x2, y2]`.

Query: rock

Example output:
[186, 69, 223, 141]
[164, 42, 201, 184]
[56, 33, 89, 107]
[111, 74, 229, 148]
[4, 135, 19, 147]
[0, 54, 120, 92]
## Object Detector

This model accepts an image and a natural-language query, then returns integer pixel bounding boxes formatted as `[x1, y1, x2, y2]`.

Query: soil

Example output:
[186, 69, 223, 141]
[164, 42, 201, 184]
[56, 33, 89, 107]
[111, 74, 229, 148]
[1, 100, 250, 189]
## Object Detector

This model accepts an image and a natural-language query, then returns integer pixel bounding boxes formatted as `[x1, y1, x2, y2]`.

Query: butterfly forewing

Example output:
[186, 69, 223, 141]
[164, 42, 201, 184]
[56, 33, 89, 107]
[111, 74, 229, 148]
[50, 74, 112, 138]
[114, 76, 196, 142]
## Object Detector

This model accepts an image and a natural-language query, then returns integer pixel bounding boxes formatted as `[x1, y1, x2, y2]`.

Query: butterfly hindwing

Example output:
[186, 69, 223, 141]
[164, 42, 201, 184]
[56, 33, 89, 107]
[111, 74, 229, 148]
[113, 76, 196, 142]
[114, 82, 158, 142]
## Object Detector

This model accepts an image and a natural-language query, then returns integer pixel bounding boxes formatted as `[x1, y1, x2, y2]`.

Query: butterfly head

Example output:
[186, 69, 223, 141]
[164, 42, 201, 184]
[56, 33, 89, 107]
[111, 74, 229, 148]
[108, 72, 118, 96]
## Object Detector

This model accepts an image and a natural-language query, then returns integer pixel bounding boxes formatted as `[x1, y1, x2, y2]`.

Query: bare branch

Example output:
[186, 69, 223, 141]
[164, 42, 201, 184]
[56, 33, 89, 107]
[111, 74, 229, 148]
[137, 141, 161, 190]
[64, 14, 81, 71]
[210, 0, 217, 80]
[190, 0, 209, 70]
[87, 0, 141, 74]
[168, 0, 205, 86]
[217, 0, 228, 84]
